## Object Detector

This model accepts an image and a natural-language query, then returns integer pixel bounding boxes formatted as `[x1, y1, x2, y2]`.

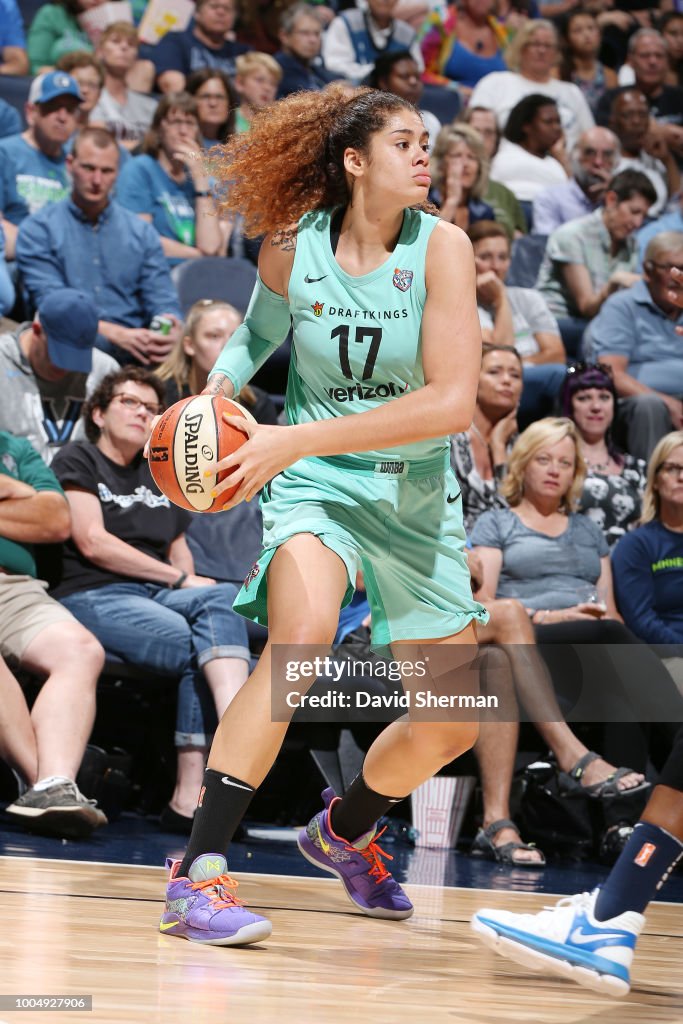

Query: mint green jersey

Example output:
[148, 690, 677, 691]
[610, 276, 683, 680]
[285, 207, 443, 466]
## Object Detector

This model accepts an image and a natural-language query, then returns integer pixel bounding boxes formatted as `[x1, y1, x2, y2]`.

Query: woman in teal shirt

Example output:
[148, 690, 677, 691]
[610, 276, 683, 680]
[116, 92, 225, 267]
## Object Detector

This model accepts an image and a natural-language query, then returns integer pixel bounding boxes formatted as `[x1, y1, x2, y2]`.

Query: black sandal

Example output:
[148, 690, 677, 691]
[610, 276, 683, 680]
[471, 818, 546, 867]
[566, 752, 651, 800]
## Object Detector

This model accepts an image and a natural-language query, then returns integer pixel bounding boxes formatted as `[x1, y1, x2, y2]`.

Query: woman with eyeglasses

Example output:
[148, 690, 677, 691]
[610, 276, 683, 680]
[562, 361, 646, 550]
[468, 20, 595, 152]
[50, 366, 252, 835]
[186, 68, 237, 149]
[116, 92, 227, 267]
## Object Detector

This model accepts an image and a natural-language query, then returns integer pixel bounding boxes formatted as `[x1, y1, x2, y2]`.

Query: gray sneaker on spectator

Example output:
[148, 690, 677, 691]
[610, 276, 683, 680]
[5, 780, 108, 838]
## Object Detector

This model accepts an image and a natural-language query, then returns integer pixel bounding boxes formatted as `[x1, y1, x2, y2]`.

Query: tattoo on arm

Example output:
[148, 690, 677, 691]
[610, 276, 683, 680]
[271, 227, 298, 252]
[204, 373, 231, 397]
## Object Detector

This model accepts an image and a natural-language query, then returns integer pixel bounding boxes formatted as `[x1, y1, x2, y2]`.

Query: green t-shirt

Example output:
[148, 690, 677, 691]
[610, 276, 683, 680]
[0, 432, 65, 577]
[27, 4, 92, 74]
[485, 179, 528, 239]
[234, 109, 250, 134]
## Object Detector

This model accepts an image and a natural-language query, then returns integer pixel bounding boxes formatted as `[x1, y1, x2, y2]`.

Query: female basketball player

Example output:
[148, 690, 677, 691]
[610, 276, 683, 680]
[159, 86, 488, 946]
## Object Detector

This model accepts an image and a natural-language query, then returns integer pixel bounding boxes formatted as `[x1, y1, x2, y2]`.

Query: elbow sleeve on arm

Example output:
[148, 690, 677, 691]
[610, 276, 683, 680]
[209, 275, 291, 394]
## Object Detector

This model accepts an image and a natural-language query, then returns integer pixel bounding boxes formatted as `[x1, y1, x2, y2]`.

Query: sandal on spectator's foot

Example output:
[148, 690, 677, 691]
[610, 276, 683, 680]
[567, 752, 651, 800]
[471, 818, 546, 867]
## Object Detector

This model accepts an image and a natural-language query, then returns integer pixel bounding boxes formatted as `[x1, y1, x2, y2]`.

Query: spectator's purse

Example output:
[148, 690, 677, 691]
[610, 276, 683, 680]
[518, 761, 595, 861]
[518, 760, 650, 862]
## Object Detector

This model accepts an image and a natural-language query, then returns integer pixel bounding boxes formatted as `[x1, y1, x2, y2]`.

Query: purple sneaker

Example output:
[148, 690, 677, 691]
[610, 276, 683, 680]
[297, 788, 413, 920]
[159, 853, 272, 945]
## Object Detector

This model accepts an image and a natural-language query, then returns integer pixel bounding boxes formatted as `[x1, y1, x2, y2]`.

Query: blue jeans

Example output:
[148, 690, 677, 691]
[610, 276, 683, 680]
[60, 582, 250, 746]
[557, 317, 588, 361]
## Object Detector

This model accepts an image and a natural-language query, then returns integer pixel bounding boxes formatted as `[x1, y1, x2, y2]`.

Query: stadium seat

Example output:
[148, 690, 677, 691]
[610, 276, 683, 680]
[18, 0, 45, 31]
[0, 75, 30, 127]
[172, 255, 292, 395]
[507, 234, 548, 288]
[420, 83, 460, 125]
[171, 255, 257, 316]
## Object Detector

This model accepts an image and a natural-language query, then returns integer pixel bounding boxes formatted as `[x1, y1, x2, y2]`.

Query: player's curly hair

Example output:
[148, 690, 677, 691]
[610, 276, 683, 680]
[209, 85, 429, 237]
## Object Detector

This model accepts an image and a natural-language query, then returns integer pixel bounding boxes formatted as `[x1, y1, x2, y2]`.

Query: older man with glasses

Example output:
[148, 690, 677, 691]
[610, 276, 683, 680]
[532, 126, 621, 235]
[141, 0, 250, 96]
[274, 3, 337, 98]
[584, 231, 683, 460]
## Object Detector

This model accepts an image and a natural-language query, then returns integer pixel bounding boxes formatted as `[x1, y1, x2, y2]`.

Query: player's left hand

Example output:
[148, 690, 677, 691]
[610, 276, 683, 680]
[206, 415, 299, 507]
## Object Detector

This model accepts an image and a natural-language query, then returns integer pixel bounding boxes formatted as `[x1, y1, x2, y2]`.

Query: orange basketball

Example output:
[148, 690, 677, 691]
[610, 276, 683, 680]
[148, 395, 252, 512]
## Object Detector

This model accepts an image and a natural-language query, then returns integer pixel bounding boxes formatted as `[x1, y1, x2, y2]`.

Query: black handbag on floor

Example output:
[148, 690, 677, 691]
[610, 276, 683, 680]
[518, 761, 650, 862]
[518, 762, 595, 861]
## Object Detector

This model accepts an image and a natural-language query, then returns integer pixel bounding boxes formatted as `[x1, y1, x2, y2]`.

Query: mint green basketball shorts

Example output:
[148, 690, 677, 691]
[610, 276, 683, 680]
[232, 452, 488, 646]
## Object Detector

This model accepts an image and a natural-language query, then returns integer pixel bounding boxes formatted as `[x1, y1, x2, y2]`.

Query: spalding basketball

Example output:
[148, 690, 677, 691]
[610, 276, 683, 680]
[148, 395, 253, 512]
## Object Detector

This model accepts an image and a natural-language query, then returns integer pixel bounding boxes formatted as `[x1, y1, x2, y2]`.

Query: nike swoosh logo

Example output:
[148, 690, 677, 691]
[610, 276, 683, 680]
[446, 494, 458, 503]
[570, 927, 627, 945]
[304, 273, 327, 283]
[316, 820, 331, 855]
[221, 777, 253, 791]
[160, 920, 180, 931]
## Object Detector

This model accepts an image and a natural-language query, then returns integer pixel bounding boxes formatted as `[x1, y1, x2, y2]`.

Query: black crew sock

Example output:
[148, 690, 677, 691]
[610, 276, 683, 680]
[178, 769, 255, 877]
[330, 772, 404, 842]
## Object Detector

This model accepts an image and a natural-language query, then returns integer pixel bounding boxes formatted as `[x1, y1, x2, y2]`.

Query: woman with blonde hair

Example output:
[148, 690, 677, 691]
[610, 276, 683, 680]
[469, 19, 595, 150]
[430, 122, 495, 231]
[471, 416, 680, 790]
[612, 430, 683, 663]
[155, 299, 278, 424]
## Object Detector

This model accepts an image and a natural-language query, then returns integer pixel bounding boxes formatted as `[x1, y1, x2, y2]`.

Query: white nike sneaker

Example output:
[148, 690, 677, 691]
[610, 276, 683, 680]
[471, 889, 645, 997]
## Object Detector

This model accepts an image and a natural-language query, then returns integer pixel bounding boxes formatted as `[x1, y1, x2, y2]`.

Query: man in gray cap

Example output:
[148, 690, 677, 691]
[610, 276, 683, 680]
[0, 287, 119, 463]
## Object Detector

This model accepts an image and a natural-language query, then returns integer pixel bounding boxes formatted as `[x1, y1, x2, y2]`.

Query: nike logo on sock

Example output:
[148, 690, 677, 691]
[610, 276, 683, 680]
[220, 777, 253, 791]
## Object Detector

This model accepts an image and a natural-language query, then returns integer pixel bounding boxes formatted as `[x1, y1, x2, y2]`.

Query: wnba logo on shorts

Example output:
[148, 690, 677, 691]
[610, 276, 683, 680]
[198, 786, 206, 808]
[634, 842, 657, 867]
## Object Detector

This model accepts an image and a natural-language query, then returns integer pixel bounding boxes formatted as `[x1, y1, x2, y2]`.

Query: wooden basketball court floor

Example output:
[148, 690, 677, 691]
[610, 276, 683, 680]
[1, 855, 681, 1024]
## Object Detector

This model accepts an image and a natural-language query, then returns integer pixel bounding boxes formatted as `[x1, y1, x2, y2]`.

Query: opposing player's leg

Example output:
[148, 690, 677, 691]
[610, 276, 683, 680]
[298, 625, 480, 919]
[471, 727, 683, 996]
[160, 533, 350, 946]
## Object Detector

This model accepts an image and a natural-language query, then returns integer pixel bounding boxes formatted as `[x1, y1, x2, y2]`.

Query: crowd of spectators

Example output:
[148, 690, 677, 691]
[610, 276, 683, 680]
[1, 0, 682, 867]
